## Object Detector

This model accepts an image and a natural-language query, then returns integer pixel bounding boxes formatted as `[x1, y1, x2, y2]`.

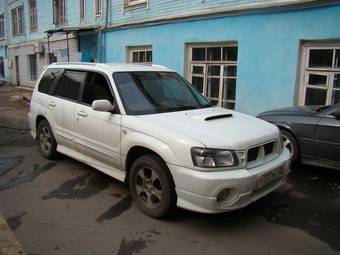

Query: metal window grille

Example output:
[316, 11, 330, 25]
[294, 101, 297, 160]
[29, 54, 38, 81]
[54, 0, 66, 25]
[80, 0, 85, 20]
[0, 14, 4, 38]
[95, 0, 102, 16]
[29, 0, 37, 32]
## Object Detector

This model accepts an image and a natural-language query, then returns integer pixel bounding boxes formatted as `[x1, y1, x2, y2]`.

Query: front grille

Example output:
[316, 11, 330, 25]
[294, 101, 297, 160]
[247, 141, 277, 164]
[247, 147, 259, 162]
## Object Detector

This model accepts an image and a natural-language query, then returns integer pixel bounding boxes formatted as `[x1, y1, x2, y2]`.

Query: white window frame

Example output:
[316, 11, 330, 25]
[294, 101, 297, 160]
[29, 0, 37, 32]
[11, 6, 24, 37]
[94, 0, 102, 17]
[127, 45, 152, 64]
[298, 43, 340, 106]
[80, 0, 86, 21]
[0, 13, 5, 39]
[123, 0, 148, 11]
[186, 42, 238, 109]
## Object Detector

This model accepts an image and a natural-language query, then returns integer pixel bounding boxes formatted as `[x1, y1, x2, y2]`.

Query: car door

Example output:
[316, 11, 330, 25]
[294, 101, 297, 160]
[314, 105, 340, 165]
[73, 71, 122, 170]
[47, 69, 85, 149]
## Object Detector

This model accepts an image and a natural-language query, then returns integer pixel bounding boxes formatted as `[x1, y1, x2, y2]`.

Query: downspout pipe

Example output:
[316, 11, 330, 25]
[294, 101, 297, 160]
[98, 0, 110, 62]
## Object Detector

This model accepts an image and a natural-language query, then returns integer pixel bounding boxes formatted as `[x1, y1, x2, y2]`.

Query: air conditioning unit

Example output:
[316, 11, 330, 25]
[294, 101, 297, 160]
[34, 41, 44, 54]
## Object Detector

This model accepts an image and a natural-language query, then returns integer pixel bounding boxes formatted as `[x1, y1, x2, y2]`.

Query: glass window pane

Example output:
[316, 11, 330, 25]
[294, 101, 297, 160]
[191, 76, 204, 93]
[224, 65, 237, 77]
[207, 78, 220, 98]
[331, 90, 340, 104]
[308, 74, 327, 87]
[38, 68, 62, 94]
[223, 78, 236, 100]
[305, 88, 327, 105]
[334, 74, 340, 89]
[207, 47, 221, 61]
[139, 51, 145, 63]
[146, 51, 152, 63]
[336, 50, 340, 68]
[223, 47, 238, 61]
[132, 52, 138, 63]
[308, 49, 333, 68]
[223, 102, 235, 110]
[192, 48, 205, 61]
[207, 65, 220, 76]
[54, 71, 85, 101]
[192, 66, 204, 74]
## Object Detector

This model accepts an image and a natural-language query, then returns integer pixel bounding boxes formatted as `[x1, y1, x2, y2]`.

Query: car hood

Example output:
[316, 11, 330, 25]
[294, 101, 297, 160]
[257, 106, 321, 117]
[137, 107, 280, 150]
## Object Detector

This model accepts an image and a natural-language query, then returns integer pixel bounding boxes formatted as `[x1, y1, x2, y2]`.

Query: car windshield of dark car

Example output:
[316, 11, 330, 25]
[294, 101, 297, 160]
[317, 103, 340, 113]
[113, 72, 212, 115]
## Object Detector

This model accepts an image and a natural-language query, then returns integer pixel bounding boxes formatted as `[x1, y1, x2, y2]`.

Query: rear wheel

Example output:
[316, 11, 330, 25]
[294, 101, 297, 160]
[37, 119, 58, 159]
[281, 129, 299, 165]
[129, 154, 177, 218]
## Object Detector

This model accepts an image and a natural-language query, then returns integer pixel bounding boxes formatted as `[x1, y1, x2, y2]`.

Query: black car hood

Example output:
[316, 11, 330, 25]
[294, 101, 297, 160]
[258, 106, 322, 117]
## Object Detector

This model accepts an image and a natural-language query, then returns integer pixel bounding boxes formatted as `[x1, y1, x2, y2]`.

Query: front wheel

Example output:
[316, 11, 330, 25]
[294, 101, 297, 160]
[281, 129, 299, 165]
[129, 155, 177, 218]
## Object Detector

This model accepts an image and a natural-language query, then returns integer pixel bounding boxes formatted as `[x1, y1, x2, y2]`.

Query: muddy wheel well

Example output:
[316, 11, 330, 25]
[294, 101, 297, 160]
[125, 146, 164, 183]
[35, 115, 46, 133]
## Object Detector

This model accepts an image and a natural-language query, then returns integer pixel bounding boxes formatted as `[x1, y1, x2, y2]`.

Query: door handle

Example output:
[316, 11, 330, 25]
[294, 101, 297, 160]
[48, 101, 56, 107]
[77, 111, 88, 117]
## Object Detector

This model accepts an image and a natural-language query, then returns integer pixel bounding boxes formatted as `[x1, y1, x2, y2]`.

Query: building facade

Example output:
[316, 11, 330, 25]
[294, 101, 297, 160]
[0, 0, 339, 115]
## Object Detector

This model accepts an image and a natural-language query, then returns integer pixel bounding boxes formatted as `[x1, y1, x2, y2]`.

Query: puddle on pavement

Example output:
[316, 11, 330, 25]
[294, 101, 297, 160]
[42, 172, 111, 200]
[96, 195, 133, 222]
[6, 212, 26, 231]
[117, 237, 154, 255]
[0, 156, 23, 177]
[0, 162, 56, 191]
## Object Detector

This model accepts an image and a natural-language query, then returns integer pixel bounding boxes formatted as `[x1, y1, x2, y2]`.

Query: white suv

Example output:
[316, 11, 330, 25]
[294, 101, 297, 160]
[28, 62, 291, 218]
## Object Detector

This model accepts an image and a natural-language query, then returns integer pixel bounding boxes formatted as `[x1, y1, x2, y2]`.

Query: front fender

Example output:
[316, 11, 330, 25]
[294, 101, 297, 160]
[121, 131, 179, 170]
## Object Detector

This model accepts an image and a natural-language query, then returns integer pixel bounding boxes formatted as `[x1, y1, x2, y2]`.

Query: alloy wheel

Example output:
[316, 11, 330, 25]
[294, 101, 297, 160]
[39, 124, 52, 154]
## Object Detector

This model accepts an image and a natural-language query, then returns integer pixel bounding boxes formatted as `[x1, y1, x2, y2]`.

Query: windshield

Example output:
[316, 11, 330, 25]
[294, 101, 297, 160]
[113, 72, 212, 115]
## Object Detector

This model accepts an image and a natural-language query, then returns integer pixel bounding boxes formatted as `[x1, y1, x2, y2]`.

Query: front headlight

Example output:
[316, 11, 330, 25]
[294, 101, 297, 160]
[191, 147, 246, 168]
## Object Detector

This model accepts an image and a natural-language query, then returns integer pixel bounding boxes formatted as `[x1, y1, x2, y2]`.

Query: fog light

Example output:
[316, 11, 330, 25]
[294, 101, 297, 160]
[216, 188, 231, 203]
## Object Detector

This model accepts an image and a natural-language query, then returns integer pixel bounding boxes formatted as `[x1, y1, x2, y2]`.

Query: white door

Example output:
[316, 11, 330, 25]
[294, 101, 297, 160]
[73, 71, 122, 170]
[46, 70, 85, 149]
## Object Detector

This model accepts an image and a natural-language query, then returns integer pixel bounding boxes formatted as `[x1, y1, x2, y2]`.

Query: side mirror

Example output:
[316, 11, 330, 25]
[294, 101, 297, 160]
[332, 110, 340, 120]
[92, 100, 115, 113]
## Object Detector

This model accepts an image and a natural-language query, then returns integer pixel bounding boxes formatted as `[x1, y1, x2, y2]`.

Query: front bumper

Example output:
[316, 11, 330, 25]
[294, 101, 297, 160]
[168, 148, 291, 213]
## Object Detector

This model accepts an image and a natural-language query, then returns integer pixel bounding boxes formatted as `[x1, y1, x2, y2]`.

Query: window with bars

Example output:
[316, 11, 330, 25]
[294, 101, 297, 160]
[188, 44, 238, 109]
[127, 46, 152, 64]
[0, 57, 4, 78]
[0, 13, 4, 38]
[302, 47, 340, 106]
[124, 0, 147, 10]
[29, 54, 38, 81]
[80, 0, 85, 20]
[11, 6, 24, 37]
[29, 0, 37, 32]
[95, 0, 102, 16]
[53, 0, 67, 25]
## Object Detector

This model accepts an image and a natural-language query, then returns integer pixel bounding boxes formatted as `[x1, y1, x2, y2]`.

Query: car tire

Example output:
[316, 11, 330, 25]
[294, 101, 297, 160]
[281, 129, 299, 165]
[129, 154, 177, 218]
[37, 119, 58, 159]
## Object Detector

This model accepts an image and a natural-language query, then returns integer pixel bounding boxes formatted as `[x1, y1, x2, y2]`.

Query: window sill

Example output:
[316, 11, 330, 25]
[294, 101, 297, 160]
[124, 3, 147, 12]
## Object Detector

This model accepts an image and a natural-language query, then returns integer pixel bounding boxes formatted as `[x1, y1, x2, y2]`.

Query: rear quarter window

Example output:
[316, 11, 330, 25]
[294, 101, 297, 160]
[38, 68, 62, 94]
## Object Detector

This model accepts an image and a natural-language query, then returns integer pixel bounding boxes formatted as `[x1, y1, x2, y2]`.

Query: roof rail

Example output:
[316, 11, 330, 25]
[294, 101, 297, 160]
[151, 64, 168, 69]
[50, 62, 97, 66]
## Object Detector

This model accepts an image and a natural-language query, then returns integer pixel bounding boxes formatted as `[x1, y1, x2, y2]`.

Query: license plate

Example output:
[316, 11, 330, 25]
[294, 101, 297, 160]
[257, 166, 285, 189]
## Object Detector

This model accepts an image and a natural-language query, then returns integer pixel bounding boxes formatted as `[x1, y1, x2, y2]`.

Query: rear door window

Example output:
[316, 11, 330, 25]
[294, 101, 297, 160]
[53, 70, 86, 101]
[38, 68, 63, 94]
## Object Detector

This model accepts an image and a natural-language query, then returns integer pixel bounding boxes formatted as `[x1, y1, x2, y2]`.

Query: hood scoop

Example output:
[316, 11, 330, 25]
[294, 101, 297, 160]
[205, 114, 233, 121]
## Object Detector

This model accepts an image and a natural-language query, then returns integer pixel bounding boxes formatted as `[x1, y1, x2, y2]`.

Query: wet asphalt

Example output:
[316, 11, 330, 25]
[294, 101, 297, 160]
[0, 86, 340, 255]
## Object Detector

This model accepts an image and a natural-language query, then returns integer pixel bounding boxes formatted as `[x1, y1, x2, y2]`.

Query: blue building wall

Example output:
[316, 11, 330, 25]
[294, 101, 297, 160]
[103, 4, 340, 115]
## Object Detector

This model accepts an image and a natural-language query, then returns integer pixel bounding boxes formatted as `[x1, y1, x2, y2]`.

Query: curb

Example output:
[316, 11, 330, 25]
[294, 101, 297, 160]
[0, 213, 25, 255]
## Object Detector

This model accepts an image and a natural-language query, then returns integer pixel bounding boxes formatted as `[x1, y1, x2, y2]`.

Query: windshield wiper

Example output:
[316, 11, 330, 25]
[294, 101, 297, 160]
[201, 103, 214, 108]
[158, 105, 199, 113]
